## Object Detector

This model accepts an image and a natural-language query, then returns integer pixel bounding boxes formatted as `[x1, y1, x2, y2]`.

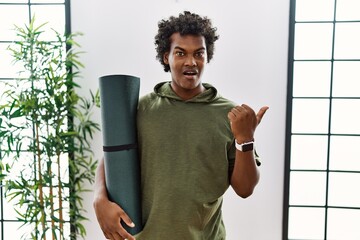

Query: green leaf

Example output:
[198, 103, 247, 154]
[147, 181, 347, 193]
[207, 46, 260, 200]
[10, 108, 22, 118]
[0, 130, 6, 138]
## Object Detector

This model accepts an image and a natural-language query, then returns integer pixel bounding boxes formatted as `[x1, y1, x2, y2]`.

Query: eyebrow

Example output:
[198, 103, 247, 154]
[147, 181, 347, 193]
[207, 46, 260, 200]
[174, 46, 206, 52]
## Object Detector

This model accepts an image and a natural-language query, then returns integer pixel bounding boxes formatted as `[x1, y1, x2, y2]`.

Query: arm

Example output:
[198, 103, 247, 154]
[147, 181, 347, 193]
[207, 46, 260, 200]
[227, 104, 268, 198]
[93, 157, 136, 240]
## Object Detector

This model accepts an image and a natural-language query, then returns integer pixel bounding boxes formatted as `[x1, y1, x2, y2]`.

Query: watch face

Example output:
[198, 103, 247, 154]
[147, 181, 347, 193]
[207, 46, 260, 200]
[242, 143, 254, 152]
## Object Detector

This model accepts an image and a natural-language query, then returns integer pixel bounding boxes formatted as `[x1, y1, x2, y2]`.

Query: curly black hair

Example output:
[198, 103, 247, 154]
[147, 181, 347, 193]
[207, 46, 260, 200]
[155, 11, 219, 72]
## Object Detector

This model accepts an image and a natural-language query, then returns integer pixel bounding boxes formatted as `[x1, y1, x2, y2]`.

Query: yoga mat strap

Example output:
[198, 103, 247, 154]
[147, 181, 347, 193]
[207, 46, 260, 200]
[103, 143, 138, 152]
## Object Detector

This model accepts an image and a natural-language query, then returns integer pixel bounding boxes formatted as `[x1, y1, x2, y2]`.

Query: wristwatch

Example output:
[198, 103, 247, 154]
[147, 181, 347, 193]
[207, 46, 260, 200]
[235, 140, 254, 152]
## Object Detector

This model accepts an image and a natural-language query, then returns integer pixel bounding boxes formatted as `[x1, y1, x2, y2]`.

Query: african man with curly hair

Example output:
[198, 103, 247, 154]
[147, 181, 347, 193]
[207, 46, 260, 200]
[94, 11, 268, 240]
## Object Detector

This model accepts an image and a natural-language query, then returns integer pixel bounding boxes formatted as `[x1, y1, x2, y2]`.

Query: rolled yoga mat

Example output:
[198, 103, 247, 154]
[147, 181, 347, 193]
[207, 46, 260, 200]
[99, 74, 142, 235]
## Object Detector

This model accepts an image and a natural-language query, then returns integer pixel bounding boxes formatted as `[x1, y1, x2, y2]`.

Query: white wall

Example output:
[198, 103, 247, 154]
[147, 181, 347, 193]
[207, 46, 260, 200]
[71, 0, 290, 239]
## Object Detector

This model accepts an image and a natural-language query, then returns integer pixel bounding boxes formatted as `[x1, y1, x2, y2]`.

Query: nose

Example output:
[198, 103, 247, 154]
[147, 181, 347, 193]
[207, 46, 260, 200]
[185, 55, 196, 66]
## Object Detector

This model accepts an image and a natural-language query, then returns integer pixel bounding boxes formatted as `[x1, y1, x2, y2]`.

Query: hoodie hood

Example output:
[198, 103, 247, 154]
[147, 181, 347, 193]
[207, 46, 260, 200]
[154, 82, 219, 103]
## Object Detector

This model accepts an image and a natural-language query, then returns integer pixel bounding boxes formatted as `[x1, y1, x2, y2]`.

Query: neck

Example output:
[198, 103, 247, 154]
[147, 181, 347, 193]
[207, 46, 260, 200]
[170, 82, 205, 100]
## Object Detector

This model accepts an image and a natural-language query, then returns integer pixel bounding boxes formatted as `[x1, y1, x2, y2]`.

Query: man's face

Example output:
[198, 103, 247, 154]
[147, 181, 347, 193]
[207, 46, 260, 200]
[163, 32, 207, 99]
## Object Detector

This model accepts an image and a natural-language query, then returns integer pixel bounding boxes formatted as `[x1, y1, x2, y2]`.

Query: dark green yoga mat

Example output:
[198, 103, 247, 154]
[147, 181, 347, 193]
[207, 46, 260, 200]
[99, 74, 142, 235]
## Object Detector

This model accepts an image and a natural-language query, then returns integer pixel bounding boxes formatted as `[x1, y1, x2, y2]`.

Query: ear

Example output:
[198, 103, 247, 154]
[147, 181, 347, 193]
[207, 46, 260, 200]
[163, 52, 169, 64]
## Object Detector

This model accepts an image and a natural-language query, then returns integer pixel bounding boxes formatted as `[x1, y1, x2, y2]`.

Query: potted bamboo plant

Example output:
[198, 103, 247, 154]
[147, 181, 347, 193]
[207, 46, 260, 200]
[0, 18, 99, 239]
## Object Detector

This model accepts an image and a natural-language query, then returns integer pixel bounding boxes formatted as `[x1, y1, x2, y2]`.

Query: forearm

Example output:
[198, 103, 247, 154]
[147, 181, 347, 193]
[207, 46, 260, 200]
[93, 158, 136, 239]
[230, 149, 260, 198]
[93, 157, 108, 202]
[227, 104, 268, 198]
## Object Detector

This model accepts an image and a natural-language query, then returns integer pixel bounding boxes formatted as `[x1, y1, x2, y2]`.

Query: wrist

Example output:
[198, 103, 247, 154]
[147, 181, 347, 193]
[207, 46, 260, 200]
[235, 139, 254, 152]
[235, 137, 254, 144]
[93, 193, 109, 210]
[93, 186, 108, 201]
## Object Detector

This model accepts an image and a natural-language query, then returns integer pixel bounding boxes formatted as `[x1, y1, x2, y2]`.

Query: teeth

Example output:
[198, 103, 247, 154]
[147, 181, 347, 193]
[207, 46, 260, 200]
[184, 71, 196, 75]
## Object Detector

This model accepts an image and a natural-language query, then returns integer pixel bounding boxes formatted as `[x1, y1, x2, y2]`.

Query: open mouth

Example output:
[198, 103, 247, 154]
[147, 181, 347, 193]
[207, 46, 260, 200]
[183, 70, 198, 76]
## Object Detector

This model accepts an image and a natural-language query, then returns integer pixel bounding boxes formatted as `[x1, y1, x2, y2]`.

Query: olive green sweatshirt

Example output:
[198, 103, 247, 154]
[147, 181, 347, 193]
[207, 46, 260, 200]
[135, 82, 237, 239]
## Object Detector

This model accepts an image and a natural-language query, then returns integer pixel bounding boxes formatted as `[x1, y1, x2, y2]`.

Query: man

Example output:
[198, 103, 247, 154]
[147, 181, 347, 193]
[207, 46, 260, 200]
[93, 11, 268, 240]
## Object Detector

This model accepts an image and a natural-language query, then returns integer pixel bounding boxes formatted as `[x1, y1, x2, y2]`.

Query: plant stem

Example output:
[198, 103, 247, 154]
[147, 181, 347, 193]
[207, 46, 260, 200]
[35, 121, 47, 240]
[46, 123, 56, 240]
[57, 153, 63, 240]
[49, 162, 55, 240]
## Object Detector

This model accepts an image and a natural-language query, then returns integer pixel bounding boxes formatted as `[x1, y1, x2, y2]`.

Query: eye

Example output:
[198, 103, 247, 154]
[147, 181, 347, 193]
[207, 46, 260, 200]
[195, 51, 205, 58]
[175, 51, 185, 57]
